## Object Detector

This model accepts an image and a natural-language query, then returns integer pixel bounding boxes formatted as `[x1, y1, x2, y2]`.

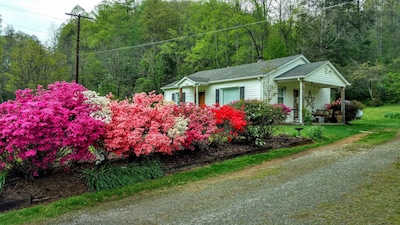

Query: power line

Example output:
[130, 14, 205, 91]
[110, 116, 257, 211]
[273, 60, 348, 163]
[0, 3, 65, 21]
[79, 19, 268, 56]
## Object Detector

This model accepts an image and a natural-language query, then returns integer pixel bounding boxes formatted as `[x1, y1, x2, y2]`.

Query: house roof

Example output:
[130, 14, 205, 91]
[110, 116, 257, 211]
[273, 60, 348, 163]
[162, 54, 304, 89]
[275, 61, 328, 80]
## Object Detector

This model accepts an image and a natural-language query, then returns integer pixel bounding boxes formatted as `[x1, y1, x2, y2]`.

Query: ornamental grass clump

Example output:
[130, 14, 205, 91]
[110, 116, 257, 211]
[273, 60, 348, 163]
[306, 126, 325, 141]
[80, 160, 164, 192]
[0, 171, 6, 193]
[384, 112, 400, 119]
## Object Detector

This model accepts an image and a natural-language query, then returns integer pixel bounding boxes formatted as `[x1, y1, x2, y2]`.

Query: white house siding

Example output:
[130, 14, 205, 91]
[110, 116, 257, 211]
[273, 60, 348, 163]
[205, 78, 261, 105]
[162, 86, 195, 103]
[163, 89, 175, 102]
[306, 65, 347, 87]
[182, 86, 195, 103]
[314, 88, 330, 109]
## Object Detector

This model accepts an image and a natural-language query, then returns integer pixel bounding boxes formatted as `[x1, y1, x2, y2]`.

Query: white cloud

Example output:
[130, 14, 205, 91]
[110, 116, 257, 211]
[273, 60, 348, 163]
[1, 0, 102, 43]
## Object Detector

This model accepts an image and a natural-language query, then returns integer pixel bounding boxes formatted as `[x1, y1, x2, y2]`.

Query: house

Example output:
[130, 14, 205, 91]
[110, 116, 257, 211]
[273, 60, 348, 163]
[161, 55, 351, 124]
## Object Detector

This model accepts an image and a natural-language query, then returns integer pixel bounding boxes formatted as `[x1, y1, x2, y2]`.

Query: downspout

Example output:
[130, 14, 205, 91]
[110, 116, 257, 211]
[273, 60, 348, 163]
[258, 76, 263, 101]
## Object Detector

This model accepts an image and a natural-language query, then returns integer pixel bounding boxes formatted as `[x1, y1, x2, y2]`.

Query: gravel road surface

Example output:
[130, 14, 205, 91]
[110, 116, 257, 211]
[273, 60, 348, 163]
[45, 134, 400, 225]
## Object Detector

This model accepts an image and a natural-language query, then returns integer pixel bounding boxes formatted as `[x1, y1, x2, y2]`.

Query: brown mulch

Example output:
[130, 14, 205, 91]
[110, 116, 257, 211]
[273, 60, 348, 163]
[0, 134, 312, 213]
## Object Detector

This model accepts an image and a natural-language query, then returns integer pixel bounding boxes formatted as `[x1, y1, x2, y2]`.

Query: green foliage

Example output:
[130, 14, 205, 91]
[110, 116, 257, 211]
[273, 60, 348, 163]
[384, 112, 400, 119]
[246, 125, 266, 147]
[306, 126, 325, 141]
[231, 100, 289, 146]
[302, 109, 313, 125]
[80, 160, 164, 192]
[0, 170, 7, 193]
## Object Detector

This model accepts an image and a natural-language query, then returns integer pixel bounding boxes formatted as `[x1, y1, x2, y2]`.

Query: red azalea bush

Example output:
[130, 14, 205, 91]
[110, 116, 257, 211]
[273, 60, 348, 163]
[0, 82, 105, 177]
[103, 92, 187, 157]
[173, 103, 217, 150]
[212, 104, 247, 142]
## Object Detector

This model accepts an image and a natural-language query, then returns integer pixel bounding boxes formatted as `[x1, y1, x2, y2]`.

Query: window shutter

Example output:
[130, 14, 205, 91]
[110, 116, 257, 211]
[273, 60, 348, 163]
[240, 86, 245, 100]
[182, 92, 186, 103]
[172, 93, 175, 102]
[215, 89, 220, 104]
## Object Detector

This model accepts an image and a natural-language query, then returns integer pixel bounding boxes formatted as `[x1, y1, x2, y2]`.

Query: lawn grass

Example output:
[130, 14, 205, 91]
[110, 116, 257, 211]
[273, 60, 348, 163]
[0, 104, 399, 225]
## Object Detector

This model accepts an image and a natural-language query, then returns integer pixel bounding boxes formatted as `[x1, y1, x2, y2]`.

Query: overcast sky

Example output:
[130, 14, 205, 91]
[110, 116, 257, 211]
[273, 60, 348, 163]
[1, 0, 102, 44]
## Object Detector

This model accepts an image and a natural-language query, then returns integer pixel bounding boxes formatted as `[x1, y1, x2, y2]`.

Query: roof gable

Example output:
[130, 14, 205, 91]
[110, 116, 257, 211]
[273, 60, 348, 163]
[275, 61, 350, 87]
[306, 62, 350, 86]
[275, 61, 327, 80]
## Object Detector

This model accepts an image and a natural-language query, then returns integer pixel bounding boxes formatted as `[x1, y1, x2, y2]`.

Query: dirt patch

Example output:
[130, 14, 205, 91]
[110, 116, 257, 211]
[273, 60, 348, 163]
[0, 134, 312, 212]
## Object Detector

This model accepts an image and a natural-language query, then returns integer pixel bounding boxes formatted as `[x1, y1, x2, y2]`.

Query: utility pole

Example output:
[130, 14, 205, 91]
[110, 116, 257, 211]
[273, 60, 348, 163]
[65, 13, 92, 83]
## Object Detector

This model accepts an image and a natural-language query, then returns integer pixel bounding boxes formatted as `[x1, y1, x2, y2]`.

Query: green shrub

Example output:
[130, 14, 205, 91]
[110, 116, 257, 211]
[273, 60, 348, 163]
[384, 112, 400, 119]
[80, 160, 164, 192]
[231, 100, 290, 146]
[306, 126, 325, 141]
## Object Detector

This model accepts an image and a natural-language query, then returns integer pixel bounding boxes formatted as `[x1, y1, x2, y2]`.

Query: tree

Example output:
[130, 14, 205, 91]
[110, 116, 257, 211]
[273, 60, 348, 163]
[351, 62, 385, 104]
[8, 33, 69, 90]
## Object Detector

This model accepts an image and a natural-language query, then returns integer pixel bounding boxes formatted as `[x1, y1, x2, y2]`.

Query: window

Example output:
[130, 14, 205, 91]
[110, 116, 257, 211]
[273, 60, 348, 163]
[240, 86, 245, 100]
[172, 92, 185, 104]
[215, 89, 220, 104]
[222, 87, 244, 104]
[278, 87, 285, 104]
[181, 92, 186, 103]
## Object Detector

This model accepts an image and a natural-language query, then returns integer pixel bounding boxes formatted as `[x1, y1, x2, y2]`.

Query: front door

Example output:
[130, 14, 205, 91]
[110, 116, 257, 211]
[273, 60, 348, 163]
[199, 92, 205, 106]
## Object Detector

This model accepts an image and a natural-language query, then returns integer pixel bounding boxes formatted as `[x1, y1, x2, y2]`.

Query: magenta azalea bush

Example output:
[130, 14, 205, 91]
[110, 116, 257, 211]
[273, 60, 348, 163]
[0, 82, 105, 176]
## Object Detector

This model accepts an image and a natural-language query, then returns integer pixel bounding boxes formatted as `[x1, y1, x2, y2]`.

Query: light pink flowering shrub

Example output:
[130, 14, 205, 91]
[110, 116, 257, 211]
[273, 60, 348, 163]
[173, 103, 217, 150]
[0, 81, 105, 176]
[103, 92, 187, 157]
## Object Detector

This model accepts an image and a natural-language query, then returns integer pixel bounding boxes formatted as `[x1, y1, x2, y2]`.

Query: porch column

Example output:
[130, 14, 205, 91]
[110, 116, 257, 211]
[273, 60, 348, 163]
[299, 79, 304, 124]
[194, 85, 199, 106]
[179, 87, 183, 103]
[341, 87, 345, 124]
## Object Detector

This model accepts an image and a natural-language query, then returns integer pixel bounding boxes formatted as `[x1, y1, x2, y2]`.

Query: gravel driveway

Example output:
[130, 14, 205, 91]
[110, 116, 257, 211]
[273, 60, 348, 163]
[45, 135, 400, 225]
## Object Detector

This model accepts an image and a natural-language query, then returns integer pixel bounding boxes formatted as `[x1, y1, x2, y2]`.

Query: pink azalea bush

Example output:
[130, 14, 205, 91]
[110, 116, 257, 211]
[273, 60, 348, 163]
[173, 103, 217, 149]
[0, 82, 105, 176]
